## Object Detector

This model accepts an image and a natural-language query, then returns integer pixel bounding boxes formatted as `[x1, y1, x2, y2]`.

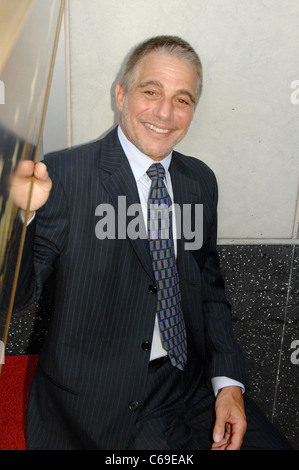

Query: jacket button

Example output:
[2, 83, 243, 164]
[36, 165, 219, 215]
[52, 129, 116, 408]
[142, 341, 151, 351]
[128, 401, 139, 412]
[149, 285, 157, 294]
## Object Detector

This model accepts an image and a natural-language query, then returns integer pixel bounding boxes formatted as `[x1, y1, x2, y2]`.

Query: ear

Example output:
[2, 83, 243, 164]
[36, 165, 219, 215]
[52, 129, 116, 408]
[115, 82, 126, 113]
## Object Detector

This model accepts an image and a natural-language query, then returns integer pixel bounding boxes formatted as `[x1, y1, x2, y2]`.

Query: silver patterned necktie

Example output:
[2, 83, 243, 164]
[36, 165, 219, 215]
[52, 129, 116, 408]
[147, 162, 187, 371]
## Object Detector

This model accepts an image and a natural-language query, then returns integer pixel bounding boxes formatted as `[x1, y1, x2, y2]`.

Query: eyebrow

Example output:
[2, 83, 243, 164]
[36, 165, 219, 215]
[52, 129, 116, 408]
[136, 80, 195, 104]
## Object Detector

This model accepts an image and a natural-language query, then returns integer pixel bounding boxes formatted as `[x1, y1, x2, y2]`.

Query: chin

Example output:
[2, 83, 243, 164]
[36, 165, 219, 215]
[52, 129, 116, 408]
[145, 148, 172, 160]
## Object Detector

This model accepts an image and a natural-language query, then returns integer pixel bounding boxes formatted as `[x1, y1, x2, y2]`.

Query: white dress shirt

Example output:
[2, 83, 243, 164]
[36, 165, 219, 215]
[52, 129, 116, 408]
[117, 125, 244, 396]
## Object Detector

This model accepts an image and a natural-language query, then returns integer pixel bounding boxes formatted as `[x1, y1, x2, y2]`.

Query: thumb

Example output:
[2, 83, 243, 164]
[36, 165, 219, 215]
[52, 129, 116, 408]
[213, 413, 226, 443]
[33, 161, 48, 179]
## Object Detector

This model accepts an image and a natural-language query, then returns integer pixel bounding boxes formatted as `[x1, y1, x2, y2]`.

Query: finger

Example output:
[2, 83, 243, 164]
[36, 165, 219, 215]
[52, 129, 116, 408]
[225, 422, 245, 450]
[14, 160, 35, 178]
[33, 162, 49, 181]
[211, 439, 229, 450]
[213, 411, 226, 445]
[33, 162, 52, 192]
[211, 424, 231, 450]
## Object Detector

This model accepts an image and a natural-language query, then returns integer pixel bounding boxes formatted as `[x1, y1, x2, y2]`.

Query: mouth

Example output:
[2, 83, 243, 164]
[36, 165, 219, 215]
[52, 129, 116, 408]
[144, 123, 172, 134]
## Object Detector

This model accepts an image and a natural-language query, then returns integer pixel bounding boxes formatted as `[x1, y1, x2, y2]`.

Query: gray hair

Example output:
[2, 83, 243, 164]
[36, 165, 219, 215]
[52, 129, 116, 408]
[120, 35, 203, 106]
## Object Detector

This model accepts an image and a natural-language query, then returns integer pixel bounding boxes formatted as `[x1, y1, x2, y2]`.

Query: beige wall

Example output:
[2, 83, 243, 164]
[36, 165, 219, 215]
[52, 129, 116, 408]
[46, 0, 299, 242]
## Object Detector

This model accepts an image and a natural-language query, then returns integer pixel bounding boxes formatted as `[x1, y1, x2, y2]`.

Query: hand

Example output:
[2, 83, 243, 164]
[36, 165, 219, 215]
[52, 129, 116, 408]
[211, 386, 247, 450]
[9, 160, 52, 218]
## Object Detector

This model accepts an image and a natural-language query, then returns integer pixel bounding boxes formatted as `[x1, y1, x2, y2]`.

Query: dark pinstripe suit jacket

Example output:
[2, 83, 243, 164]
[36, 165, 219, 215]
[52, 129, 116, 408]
[19, 127, 245, 449]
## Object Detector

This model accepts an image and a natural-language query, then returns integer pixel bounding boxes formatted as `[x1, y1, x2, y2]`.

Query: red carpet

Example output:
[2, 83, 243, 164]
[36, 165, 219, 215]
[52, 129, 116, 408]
[0, 355, 39, 450]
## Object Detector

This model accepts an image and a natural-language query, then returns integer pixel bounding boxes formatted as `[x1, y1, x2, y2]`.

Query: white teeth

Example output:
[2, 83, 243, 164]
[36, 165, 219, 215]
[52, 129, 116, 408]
[145, 123, 170, 134]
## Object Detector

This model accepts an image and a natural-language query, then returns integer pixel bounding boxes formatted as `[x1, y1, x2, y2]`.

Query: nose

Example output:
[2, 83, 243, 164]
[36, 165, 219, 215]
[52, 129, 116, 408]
[154, 98, 174, 121]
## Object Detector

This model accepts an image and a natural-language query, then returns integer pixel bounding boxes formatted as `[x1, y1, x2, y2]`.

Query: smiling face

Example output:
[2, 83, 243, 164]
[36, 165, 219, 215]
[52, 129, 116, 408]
[115, 52, 198, 160]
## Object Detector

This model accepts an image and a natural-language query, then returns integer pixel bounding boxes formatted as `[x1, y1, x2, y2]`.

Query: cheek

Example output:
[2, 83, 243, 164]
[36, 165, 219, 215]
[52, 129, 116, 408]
[180, 110, 194, 129]
[133, 99, 154, 117]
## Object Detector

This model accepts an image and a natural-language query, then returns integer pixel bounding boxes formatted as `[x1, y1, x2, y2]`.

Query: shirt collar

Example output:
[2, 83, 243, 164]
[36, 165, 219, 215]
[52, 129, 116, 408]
[117, 125, 172, 181]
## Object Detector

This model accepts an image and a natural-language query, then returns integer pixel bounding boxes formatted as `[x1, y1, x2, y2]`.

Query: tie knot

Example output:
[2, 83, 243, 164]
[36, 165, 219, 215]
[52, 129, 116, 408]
[146, 163, 165, 181]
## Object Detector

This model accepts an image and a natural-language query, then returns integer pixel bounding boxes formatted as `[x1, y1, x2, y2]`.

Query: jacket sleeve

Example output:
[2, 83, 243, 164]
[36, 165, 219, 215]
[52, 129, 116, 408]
[201, 178, 247, 385]
[14, 162, 69, 310]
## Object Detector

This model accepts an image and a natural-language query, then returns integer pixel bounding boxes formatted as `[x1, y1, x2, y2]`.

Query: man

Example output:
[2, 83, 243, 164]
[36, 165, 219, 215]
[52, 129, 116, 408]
[10, 36, 291, 450]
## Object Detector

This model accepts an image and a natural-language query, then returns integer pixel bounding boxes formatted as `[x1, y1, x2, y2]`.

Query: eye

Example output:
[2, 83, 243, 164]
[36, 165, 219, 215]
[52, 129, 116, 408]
[144, 90, 157, 97]
[177, 98, 190, 106]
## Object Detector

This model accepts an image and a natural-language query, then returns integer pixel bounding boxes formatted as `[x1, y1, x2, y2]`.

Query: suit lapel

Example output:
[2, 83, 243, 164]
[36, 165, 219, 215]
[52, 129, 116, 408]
[169, 152, 202, 282]
[98, 128, 154, 281]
